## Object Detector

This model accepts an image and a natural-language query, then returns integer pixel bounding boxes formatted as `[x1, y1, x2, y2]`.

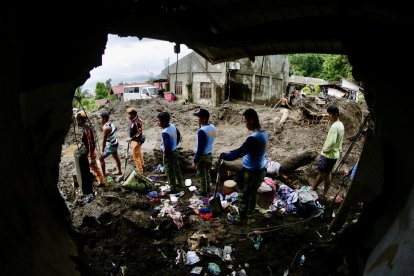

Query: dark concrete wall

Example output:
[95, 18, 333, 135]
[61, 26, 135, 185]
[1, 2, 413, 275]
[344, 24, 414, 274]
[1, 5, 108, 275]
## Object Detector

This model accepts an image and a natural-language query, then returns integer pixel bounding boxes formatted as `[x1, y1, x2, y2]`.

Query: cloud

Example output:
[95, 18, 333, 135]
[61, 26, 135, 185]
[82, 34, 192, 92]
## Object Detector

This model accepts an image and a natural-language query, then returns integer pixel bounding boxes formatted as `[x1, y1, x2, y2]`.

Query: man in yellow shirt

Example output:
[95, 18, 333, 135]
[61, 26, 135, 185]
[312, 105, 344, 199]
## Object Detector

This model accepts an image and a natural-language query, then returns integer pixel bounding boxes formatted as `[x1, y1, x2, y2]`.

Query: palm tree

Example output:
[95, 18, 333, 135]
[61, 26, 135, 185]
[73, 86, 89, 109]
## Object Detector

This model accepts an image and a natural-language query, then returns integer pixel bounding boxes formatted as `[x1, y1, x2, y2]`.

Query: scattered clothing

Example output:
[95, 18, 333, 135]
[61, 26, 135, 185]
[265, 158, 281, 174]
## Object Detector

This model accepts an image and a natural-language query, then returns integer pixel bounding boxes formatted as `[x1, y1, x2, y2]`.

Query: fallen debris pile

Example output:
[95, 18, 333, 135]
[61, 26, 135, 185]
[59, 96, 367, 275]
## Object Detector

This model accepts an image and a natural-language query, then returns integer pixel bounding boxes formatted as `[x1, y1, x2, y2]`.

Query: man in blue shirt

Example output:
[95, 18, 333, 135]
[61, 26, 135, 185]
[192, 109, 216, 196]
[157, 112, 183, 192]
[220, 109, 268, 224]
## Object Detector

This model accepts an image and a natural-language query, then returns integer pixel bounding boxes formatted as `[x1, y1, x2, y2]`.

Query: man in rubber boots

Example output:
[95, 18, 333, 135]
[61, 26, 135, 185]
[192, 108, 216, 196]
[220, 109, 268, 224]
[157, 112, 183, 193]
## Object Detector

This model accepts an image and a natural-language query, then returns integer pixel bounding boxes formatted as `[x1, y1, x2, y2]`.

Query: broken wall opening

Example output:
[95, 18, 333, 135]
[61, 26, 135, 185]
[3, 2, 414, 276]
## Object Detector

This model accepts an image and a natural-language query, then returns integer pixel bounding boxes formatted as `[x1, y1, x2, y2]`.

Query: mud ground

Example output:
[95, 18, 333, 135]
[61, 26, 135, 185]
[59, 96, 367, 275]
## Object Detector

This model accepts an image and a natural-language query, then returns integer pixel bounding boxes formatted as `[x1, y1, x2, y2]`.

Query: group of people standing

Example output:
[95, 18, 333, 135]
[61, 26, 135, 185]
[75, 107, 145, 187]
[75, 103, 344, 225]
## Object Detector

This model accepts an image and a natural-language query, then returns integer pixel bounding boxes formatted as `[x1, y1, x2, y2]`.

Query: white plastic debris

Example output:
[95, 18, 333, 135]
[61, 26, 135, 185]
[185, 251, 200, 265]
[185, 179, 192, 186]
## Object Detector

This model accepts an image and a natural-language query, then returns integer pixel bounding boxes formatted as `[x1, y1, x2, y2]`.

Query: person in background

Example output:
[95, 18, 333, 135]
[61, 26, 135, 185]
[127, 107, 145, 174]
[349, 131, 366, 181]
[192, 108, 216, 196]
[157, 112, 183, 193]
[99, 112, 122, 177]
[220, 108, 268, 224]
[280, 97, 292, 110]
[272, 97, 291, 132]
[76, 111, 106, 187]
[312, 105, 345, 199]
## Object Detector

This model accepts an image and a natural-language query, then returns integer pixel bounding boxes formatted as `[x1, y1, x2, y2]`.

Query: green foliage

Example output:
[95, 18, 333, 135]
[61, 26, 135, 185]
[106, 176, 114, 184]
[321, 55, 353, 81]
[108, 94, 117, 102]
[358, 93, 366, 105]
[95, 82, 110, 100]
[314, 84, 321, 94]
[288, 54, 354, 82]
[81, 98, 97, 111]
[289, 54, 325, 78]
[301, 86, 312, 95]
[73, 86, 89, 109]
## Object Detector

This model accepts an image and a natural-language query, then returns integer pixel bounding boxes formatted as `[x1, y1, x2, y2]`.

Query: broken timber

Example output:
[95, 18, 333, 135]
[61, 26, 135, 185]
[300, 106, 329, 125]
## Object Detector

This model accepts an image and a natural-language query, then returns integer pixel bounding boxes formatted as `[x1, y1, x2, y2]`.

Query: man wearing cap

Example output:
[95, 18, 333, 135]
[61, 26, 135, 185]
[192, 109, 216, 195]
[127, 107, 145, 174]
[157, 111, 183, 192]
[312, 105, 344, 199]
[76, 111, 105, 186]
[219, 109, 268, 224]
[99, 112, 122, 176]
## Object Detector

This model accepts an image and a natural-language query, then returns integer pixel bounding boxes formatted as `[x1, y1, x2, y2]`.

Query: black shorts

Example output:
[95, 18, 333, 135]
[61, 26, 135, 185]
[318, 156, 337, 173]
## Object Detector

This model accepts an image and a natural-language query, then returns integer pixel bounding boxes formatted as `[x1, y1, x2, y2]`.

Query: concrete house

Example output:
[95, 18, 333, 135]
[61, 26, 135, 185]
[162, 52, 289, 106]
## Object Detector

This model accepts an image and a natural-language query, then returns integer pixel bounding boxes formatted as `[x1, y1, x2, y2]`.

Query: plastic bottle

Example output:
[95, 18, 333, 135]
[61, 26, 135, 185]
[299, 255, 305, 266]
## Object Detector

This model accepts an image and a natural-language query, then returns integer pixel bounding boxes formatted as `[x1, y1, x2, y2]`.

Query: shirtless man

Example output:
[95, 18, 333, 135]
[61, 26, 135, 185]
[272, 96, 291, 110]
[279, 97, 292, 109]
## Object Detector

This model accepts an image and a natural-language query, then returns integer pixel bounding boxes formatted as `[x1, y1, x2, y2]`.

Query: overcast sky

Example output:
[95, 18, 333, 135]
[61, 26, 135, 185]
[82, 34, 193, 92]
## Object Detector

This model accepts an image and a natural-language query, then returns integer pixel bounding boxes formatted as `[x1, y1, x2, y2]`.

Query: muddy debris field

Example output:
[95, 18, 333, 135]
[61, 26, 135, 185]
[59, 96, 367, 275]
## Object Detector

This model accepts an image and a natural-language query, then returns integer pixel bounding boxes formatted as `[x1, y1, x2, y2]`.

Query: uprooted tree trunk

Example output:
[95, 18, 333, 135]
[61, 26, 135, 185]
[221, 150, 318, 174]
[279, 150, 318, 173]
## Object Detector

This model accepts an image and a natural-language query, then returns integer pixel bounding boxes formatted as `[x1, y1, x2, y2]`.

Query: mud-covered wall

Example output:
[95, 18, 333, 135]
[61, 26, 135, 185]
[168, 52, 227, 105]
[231, 55, 289, 103]
[168, 53, 289, 105]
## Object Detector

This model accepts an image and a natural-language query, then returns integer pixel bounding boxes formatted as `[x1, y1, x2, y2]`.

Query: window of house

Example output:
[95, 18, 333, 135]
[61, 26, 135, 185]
[200, 82, 212, 99]
[175, 81, 182, 95]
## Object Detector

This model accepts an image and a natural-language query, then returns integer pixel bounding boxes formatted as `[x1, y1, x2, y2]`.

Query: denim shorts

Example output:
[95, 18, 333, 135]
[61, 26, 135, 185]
[103, 143, 119, 158]
[317, 156, 337, 173]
